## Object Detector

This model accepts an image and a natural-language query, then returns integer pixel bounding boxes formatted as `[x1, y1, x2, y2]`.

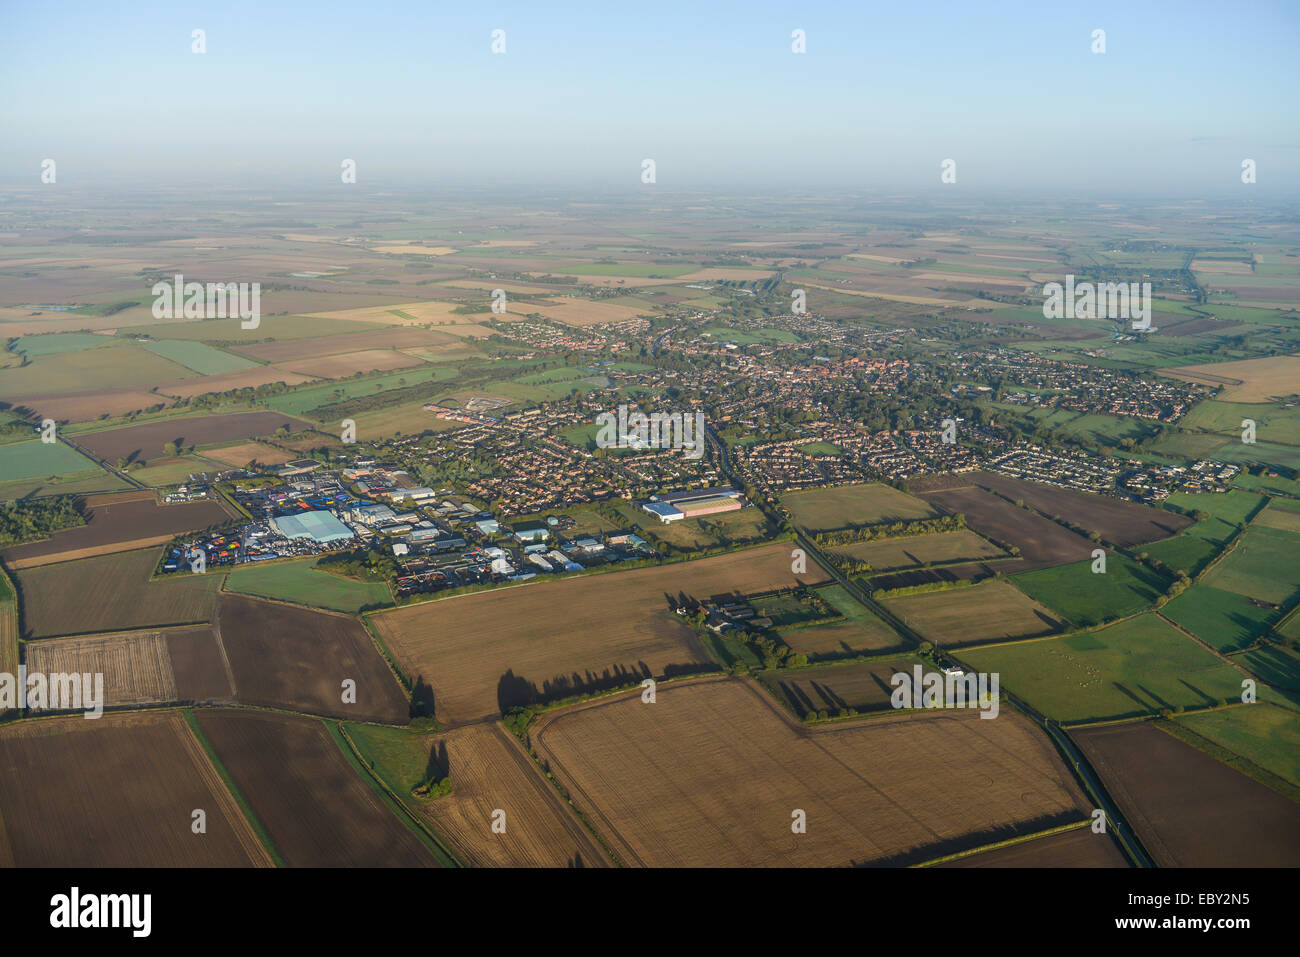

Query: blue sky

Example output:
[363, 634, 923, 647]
[1, 0, 1297, 194]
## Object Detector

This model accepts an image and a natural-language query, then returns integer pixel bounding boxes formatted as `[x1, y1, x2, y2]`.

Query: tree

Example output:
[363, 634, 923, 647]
[162, 440, 180, 457]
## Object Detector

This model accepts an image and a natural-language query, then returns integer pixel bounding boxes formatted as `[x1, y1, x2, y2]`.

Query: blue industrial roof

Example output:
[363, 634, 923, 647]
[272, 510, 354, 543]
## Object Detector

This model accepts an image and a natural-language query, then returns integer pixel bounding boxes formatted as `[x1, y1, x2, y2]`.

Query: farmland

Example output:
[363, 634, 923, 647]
[758, 656, 929, 718]
[217, 594, 409, 723]
[369, 543, 827, 725]
[1161, 354, 1300, 402]
[1200, 525, 1300, 606]
[1010, 554, 1169, 627]
[193, 709, 437, 867]
[531, 676, 1090, 867]
[224, 556, 393, 613]
[783, 483, 937, 532]
[69, 411, 313, 464]
[959, 614, 1251, 723]
[347, 721, 611, 867]
[1175, 702, 1300, 790]
[1072, 721, 1300, 867]
[1162, 584, 1283, 653]
[826, 529, 1006, 570]
[0, 711, 272, 867]
[0, 440, 99, 483]
[15, 546, 222, 639]
[0, 490, 232, 568]
[918, 486, 1096, 570]
[938, 827, 1129, 868]
[881, 579, 1066, 646]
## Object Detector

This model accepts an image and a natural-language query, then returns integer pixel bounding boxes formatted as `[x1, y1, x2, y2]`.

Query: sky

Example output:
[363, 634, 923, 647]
[1, 0, 1297, 197]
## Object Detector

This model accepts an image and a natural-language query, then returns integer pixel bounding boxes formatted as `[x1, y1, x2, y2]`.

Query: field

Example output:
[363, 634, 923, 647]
[217, 594, 408, 723]
[881, 579, 1066, 646]
[70, 411, 313, 464]
[26, 630, 177, 709]
[782, 483, 937, 532]
[369, 543, 828, 725]
[224, 557, 393, 613]
[973, 472, 1192, 545]
[1200, 525, 1300, 605]
[531, 676, 1089, 867]
[959, 614, 1251, 722]
[0, 439, 99, 483]
[1072, 721, 1300, 867]
[1, 490, 232, 568]
[918, 486, 1096, 570]
[939, 827, 1128, 868]
[0, 711, 272, 866]
[758, 656, 929, 718]
[141, 339, 260, 375]
[193, 709, 437, 867]
[230, 327, 462, 363]
[1010, 555, 1169, 627]
[827, 529, 1006, 570]
[1162, 584, 1283, 653]
[201, 441, 296, 469]
[1176, 702, 1300, 790]
[776, 584, 906, 658]
[279, 348, 425, 379]
[16, 546, 222, 639]
[347, 721, 611, 867]
[1162, 354, 1300, 402]
[1141, 514, 1237, 576]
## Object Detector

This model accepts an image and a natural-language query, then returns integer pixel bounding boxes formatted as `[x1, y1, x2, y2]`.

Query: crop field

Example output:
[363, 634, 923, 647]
[224, 557, 393, 613]
[1010, 555, 1169, 627]
[1, 490, 232, 568]
[154, 366, 317, 399]
[531, 676, 1090, 867]
[1176, 702, 1300, 790]
[16, 547, 223, 640]
[939, 827, 1129, 868]
[69, 411, 314, 464]
[827, 529, 1005, 570]
[141, 339, 260, 375]
[1162, 584, 1283, 652]
[959, 614, 1251, 722]
[0, 343, 193, 398]
[26, 630, 177, 709]
[217, 594, 408, 723]
[882, 579, 1066, 646]
[0, 439, 99, 483]
[918, 485, 1095, 570]
[200, 441, 297, 469]
[783, 483, 938, 531]
[230, 327, 462, 363]
[1162, 354, 1300, 402]
[369, 543, 828, 725]
[19, 389, 173, 425]
[348, 721, 610, 867]
[758, 656, 929, 718]
[973, 473, 1191, 545]
[0, 711, 272, 867]
[1072, 721, 1300, 867]
[194, 709, 436, 867]
[279, 348, 425, 379]
[777, 584, 906, 657]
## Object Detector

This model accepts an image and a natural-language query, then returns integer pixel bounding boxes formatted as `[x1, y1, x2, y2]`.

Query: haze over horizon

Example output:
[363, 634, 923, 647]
[2, 0, 1297, 197]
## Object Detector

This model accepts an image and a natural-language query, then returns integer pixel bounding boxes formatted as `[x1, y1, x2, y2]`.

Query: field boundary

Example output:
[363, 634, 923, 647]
[1154, 713, 1300, 804]
[912, 818, 1094, 867]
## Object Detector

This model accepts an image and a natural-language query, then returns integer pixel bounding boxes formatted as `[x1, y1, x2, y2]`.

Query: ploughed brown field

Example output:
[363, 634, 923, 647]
[70, 411, 313, 463]
[918, 485, 1096, 570]
[217, 594, 408, 724]
[369, 543, 829, 725]
[939, 826, 1129, 867]
[1, 490, 233, 568]
[23, 625, 234, 710]
[1072, 721, 1300, 867]
[972, 472, 1191, 546]
[531, 676, 1090, 867]
[417, 723, 612, 867]
[194, 709, 437, 867]
[0, 711, 271, 867]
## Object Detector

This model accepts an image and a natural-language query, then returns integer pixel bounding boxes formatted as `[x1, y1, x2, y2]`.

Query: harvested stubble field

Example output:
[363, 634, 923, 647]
[938, 827, 1129, 867]
[217, 594, 408, 724]
[231, 327, 462, 363]
[278, 348, 425, 378]
[783, 483, 938, 532]
[1, 490, 233, 569]
[70, 411, 313, 463]
[531, 676, 1090, 867]
[201, 441, 296, 469]
[1162, 354, 1300, 402]
[918, 485, 1096, 570]
[973, 473, 1191, 545]
[881, 579, 1067, 647]
[369, 544, 829, 725]
[350, 722, 611, 867]
[758, 656, 928, 718]
[0, 711, 272, 867]
[1072, 721, 1300, 867]
[194, 709, 437, 867]
[16, 546, 222, 640]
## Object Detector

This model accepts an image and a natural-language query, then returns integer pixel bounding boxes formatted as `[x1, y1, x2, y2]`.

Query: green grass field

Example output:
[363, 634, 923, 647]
[265, 365, 458, 415]
[828, 529, 1006, 570]
[959, 613, 1251, 723]
[13, 333, 111, 356]
[1141, 515, 1237, 576]
[1201, 525, 1300, 605]
[1175, 703, 1300, 789]
[1162, 585, 1282, 653]
[798, 441, 842, 456]
[1164, 490, 1267, 525]
[0, 440, 100, 483]
[342, 722, 437, 795]
[142, 339, 261, 375]
[1179, 399, 1300, 447]
[1010, 554, 1168, 627]
[224, 557, 393, 613]
[1235, 643, 1300, 694]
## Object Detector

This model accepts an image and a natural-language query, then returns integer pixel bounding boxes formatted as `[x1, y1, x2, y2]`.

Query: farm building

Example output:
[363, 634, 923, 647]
[270, 510, 355, 544]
